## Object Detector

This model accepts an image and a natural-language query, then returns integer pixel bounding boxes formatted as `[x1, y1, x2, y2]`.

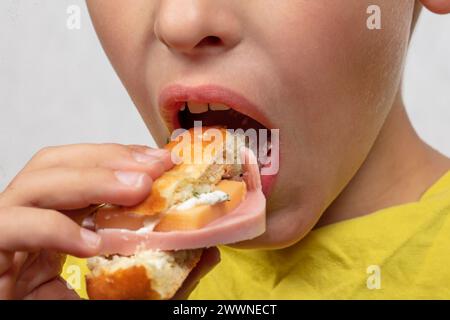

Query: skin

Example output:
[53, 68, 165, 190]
[86, 0, 450, 247]
[0, 144, 217, 298]
[0, 0, 449, 299]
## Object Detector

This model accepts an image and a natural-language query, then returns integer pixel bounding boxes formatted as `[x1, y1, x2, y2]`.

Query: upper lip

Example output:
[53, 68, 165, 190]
[158, 84, 272, 132]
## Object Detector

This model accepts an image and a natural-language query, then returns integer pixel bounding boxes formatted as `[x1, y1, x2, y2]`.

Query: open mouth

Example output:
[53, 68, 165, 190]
[178, 101, 273, 173]
[178, 102, 268, 133]
[159, 85, 278, 195]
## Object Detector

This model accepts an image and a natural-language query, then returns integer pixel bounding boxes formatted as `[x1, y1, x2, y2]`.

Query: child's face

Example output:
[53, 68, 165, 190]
[87, 0, 415, 247]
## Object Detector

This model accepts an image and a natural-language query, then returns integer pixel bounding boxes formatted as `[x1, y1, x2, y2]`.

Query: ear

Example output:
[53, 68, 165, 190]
[420, 0, 450, 14]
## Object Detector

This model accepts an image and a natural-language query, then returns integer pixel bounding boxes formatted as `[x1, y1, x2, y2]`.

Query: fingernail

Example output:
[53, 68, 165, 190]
[132, 151, 160, 164]
[144, 148, 169, 157]
[114, 171, 146, 187]
[80, 228, 101, 249]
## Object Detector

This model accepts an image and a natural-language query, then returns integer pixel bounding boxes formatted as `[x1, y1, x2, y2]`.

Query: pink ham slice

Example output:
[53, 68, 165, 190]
[97, 148, 266, 254]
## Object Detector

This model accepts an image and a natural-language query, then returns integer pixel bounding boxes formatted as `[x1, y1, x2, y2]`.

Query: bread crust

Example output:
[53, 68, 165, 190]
[86, 249, 203, 300]
[87, 266, 161, 300]
[87, 127, 241, 300]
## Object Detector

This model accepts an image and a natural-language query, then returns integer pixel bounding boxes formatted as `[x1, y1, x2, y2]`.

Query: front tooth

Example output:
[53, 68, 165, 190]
[180, 103, 186, 111]
[209, 103, 231, 111]
[187, 102, 209, 114]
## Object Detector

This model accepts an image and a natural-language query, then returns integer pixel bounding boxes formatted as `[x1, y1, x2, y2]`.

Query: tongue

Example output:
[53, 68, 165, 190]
[97, 148, 266, 254]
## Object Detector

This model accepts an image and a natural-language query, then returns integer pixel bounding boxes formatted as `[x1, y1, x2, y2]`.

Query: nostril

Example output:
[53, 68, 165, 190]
[197, 36, 223, 48]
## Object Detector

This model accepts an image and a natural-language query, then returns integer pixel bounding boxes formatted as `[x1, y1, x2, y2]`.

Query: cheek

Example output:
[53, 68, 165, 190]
[265, 0, 413, 110]
[87, 0, 169, 143]
[260, 1, 414, 208]
[87, 0, 156, 87]
[87, 0, 154, 60]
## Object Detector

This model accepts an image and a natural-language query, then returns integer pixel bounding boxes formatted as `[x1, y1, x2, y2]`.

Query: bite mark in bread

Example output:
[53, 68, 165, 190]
[87, 127, 246, 300]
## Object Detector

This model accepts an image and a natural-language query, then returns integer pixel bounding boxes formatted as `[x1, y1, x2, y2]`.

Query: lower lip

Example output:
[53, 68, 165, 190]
[261, 173, 277, 197]
[259, 153, 279, 197]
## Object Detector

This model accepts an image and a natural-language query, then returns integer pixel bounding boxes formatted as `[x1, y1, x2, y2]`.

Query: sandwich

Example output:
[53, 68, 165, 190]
[84, 127, 266, 300]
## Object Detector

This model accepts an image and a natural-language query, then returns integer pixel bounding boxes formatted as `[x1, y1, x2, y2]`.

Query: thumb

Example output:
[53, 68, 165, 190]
[172, 247, 221, 300]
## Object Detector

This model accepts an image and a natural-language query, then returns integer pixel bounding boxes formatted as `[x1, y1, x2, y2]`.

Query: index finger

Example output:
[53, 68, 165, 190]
[22, 143, 174, 178]
[0, 207, 101, 258]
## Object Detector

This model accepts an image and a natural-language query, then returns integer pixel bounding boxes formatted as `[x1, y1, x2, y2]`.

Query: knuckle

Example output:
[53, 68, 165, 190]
[0, 185, 12, 205]
[34, 146, 57, 160]
[29, 146, 61, 168]
[4, 170, 30, 193]
[0, 175, 26, 206]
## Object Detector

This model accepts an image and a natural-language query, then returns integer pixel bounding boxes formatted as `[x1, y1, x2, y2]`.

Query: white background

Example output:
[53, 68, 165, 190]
[0, 0, 449, 190]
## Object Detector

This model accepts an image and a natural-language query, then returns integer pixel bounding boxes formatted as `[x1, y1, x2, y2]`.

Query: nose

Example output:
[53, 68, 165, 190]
[154, 0, 242, 55]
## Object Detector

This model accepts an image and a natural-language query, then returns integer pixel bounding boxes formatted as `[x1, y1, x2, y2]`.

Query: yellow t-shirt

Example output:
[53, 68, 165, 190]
[63, 171, 450, 299]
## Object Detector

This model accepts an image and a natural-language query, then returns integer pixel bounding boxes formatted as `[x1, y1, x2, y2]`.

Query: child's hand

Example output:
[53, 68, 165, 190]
[172, 247, 221, 300]
[0, 143, 173, 299]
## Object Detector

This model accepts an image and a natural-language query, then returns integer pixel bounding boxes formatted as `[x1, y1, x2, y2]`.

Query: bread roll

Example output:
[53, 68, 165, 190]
[86, 127, 245, 300]
[86, 249, 202, 300]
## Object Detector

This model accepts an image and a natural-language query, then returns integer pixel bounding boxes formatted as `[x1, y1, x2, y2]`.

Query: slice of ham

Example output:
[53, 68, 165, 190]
[97, 148, 266, 254]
